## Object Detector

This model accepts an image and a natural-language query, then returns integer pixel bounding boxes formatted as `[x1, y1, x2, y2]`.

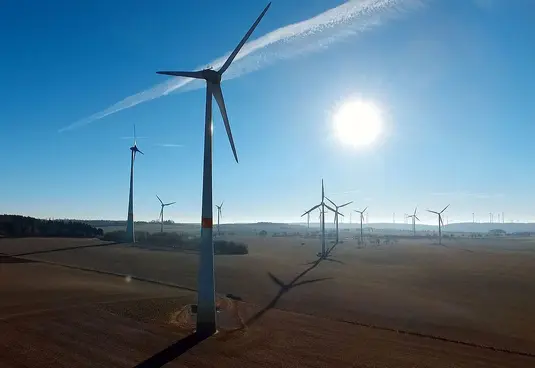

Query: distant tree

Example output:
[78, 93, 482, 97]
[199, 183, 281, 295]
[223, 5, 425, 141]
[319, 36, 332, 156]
[0, 215, 101, 238]
[258, 230, 268, 237]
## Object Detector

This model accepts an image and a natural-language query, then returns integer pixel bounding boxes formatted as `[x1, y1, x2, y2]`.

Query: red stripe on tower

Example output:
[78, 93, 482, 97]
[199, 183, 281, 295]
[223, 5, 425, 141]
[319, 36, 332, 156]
[201, 217, 213, 229]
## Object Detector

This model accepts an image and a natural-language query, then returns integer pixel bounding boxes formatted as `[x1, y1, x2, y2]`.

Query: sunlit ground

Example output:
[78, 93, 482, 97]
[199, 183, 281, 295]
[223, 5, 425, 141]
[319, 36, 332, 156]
[333, 99, 383, 148]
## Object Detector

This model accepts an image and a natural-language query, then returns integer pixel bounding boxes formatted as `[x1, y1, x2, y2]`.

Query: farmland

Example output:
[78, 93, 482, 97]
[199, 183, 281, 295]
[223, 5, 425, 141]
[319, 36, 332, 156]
[1, 236, 535, 367]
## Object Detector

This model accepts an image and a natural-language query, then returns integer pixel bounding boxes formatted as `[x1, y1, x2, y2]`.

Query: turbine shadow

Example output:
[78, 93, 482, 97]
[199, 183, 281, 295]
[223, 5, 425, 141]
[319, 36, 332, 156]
[11, 241, 119, 257]
[303, 257, 344, 265]
[327, 240, 339, 254]
[133, 332, 208, 368]
[441, 243, 475, 253]
[245, 256, 332, 326]
[0, 255, 36, 264]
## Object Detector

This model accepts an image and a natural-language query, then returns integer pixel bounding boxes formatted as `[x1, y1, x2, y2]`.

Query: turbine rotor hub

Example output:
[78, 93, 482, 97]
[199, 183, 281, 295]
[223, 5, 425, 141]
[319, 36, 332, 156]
[202, 69, 222, 84]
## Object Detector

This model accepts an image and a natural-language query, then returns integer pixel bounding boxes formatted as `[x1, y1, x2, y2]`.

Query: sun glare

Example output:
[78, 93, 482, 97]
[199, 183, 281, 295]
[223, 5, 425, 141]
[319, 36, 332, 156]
[333, 99, 383, 147]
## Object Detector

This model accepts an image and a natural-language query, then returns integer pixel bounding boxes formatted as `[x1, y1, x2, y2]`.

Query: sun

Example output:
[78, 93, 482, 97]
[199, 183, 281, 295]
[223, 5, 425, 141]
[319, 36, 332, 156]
[333, 99, 383, 147]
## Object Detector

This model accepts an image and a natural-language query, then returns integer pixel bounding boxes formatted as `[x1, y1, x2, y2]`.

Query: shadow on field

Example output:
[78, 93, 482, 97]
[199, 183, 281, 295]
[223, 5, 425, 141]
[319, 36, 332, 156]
[246, 254, 333, 326]
[433, 242, 475, 253]
[11, 241, 120, 257]
[134, 332, 207, 368]
[0, 255, 35, 264]
[304, 257, 344, 265]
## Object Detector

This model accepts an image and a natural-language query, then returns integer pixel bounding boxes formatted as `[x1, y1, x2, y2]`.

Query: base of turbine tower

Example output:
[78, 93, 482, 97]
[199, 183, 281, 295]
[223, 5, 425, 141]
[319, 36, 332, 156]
[195, 323, 218, 338]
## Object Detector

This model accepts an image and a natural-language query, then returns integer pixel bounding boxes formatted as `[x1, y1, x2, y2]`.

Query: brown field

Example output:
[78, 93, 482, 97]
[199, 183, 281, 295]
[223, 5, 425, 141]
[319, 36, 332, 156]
[1, 235, 535, 367]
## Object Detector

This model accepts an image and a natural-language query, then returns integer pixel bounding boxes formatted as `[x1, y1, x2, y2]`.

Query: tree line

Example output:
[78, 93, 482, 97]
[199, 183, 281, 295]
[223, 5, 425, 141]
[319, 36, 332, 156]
[0, 215, 103, 238]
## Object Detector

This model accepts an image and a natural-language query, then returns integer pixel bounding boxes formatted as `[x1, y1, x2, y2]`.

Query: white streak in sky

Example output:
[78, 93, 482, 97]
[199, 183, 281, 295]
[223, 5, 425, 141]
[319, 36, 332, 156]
[120, 136, 148, 140]
[155, 143, 184, 148]
[59, 0, 424, 133]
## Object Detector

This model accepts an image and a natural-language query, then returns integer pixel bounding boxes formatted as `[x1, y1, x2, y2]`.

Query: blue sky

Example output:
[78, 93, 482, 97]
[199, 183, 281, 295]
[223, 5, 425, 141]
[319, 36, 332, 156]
[1, 0, 534, 224]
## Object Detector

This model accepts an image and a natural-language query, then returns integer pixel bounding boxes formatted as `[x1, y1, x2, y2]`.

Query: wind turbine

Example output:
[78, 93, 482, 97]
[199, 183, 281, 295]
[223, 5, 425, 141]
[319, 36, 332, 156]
[427, 204, 449, 245]
[301, 180, 341, 258]
[407, 207, 420, 237]
[156, 3, 271, 336]
[125, 124, 143, 243]
[157, 195, 176, 233]
[354, 207, 368, 243]
[215, 201, 224, 236]
[325, 197, 352, 243]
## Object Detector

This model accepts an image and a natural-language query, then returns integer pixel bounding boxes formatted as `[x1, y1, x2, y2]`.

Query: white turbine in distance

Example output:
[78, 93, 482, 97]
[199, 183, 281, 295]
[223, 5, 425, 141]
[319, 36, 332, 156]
[406, 207, 420, 237]
[156, 195, 176, 233]
[354, 207, 368, 243]
[301, 180, 341, 259]
[427, 204, 449, 245]
[325, 197, 352, 243]
[125, 124, 143, 243]
[215, 201, 224, 236]
[156, 3, 271, 337]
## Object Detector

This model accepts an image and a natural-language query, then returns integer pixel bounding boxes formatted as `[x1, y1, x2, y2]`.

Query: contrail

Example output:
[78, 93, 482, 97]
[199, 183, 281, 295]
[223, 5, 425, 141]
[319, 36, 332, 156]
[59, 0, 424, 133]
[155, 143, 184, 148]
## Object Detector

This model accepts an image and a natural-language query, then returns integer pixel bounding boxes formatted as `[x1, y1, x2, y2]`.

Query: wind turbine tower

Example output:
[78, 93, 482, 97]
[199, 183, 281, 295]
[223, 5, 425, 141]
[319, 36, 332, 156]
[325, 197, 352, 243]
[407, 207, 420, 237]
[354, 207, 368, 243]
[157, 195, 176, 233]
[125, 125, 143, 243]
[302, 180, 341, 258]
[427, 204, 449, 245]
[156, 2, 271, 336]
[215, 201, 224, 236]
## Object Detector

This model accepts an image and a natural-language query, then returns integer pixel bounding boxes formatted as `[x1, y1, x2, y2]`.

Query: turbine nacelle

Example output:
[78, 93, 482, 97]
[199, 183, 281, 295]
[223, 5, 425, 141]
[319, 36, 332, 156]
[131, 144, 144, 155]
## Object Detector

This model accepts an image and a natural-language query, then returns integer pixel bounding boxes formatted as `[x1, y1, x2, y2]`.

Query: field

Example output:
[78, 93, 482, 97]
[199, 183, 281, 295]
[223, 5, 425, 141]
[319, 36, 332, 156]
[1, 235, 535, 367]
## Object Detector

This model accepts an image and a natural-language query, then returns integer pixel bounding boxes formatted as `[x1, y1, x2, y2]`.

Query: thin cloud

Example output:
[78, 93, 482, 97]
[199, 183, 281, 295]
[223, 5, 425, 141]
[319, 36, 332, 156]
[330, 188, 361, 196]
[155, 143, 184, 148]
[119, 136, 148, 140]
[431, 191, 504, 199]
[59, 0, 426, 132]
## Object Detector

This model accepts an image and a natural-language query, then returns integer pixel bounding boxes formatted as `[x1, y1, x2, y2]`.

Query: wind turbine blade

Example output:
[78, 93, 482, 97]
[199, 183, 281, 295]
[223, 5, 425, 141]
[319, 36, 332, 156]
[362, 206, 368, 213]
[218, 2, 272, 74]
[441, 204, 450, 214]
[414, 207, 418, 216]
[339, 201, 353, 208]
[415, 216, 420, 221]
[322, 179, 324, 198]
[212, 83, 238, 163]
[136, 148, 144, 155]
[156, 195, 163, 205]
[427, 210, 439, 214]
[302, 204, 320, 217]
[133, 123, 137, 145]
[325, 204, 337, 213]
[325, 196, 336, 207]
[220, 201, 224, 207]
[156, 71, 205, 79]
[165, 202, 176, 206]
